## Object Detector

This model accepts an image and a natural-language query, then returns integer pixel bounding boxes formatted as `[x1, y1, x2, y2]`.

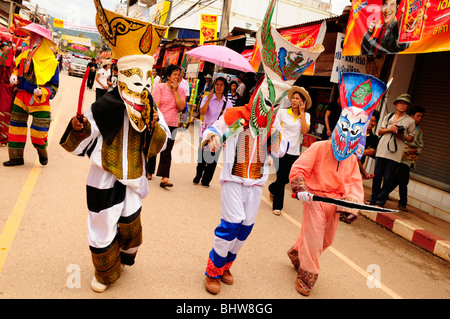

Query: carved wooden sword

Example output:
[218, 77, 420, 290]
[292, 193, 398, 213]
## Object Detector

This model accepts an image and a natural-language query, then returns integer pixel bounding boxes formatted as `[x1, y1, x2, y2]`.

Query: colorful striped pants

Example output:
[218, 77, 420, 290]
[7, 91, 51, 160]
[87, 165, 144, 285]
[206, 182, 262, 278]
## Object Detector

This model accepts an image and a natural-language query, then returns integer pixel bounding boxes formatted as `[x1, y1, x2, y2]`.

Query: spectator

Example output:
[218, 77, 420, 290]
[228, 81, 239, 107]
[178, 67, 190, 100]
[358, 110, 380, 180]
[151, 68, 160, 92]
[194, 77, 232, 187]
[268, 86, 311, 215]
[322, 95, 341, 140]
[107, 64, 118, 92]
[202, 74, 213, 95]
[367, 94, 416, 207]
[87, 57, 98, 90]
[147, 64, 186, 187]
[390, 106, 425, 211]
[236, 73, 247, 105]
[95, 60, 111, 100]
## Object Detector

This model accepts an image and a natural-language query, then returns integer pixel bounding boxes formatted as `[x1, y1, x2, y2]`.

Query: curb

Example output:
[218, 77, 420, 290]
[361, 211, 450, 263]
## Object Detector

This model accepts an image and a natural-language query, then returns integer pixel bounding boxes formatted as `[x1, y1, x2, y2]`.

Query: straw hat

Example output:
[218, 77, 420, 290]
[287, 86, 312, 109]
[101, 59, 113, 68]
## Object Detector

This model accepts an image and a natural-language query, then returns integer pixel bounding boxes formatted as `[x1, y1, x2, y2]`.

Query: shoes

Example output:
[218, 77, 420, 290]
[3, 158, 24, 166]
[287, 247, 299, 271]
[398, 204, 408, 212]
[147, 174, 152, 180]
[90, 276, 108, 293]
[201, 182, 210, 188]
[221, 270, 234, 285]
[37, 149, 48, 166]
[160, 179, 173, 188]
[193, 176, 200, 184]
[295, 278, 310, 296]
[273, 209, 281, 216]
[205, 276, 221, 294]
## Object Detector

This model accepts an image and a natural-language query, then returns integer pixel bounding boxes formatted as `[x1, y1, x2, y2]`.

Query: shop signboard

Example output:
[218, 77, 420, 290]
[331, 32, 367, 83]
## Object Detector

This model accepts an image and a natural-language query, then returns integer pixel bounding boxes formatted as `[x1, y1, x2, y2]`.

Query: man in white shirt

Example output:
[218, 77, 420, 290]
[95, 60, 112, 100]
[178, 67, 190, 99]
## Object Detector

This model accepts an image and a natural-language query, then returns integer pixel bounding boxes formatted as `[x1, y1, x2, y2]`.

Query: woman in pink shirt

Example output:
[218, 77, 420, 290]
[147, 64, 186, 187]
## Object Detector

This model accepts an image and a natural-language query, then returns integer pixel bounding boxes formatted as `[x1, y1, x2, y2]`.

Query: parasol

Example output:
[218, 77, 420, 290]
[186, 45, 255, 73]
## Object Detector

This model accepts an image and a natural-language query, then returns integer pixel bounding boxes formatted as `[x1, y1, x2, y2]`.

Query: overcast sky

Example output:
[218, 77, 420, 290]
[29, 0, 119, 26]
[28, 0, 351, 26]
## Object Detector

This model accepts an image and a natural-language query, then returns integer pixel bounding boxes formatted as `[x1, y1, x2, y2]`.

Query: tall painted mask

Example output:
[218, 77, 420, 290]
[332, 72, 387, 161]
[250, 0, 325, 139]
[94, 0, 167, 132]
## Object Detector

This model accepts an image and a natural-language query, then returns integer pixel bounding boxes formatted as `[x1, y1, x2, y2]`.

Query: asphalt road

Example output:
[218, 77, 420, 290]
[0, 72, 449, 300]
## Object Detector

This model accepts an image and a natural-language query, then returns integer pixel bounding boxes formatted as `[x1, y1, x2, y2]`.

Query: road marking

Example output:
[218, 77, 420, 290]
[0, 109, 62, 273]
[181, 134, 403, 299]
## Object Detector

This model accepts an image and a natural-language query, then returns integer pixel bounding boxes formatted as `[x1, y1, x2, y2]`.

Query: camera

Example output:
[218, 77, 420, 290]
[397, 125, 405, 135]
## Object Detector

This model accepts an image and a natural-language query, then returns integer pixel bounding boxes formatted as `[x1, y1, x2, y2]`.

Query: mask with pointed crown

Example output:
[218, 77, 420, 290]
[332, 72, 387, 161]
[94, 0, 168, 132]
[224, 0, 325, 141]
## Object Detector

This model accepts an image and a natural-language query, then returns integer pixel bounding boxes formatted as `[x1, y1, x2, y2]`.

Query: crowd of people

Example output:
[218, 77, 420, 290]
[0, 2, 427, 298]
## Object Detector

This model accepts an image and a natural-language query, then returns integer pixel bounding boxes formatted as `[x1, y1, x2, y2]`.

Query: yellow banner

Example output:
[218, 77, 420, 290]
[61, 34, 91, 46]
[200, 14, 218, 45]
[154, 0, 172, 38]
[53, 18, 64, 29]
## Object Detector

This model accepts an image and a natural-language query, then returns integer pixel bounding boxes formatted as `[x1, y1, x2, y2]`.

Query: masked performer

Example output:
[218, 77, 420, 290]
[203, 0, 325, 294]
[3, 23, 59, 166]
[60, 0, 169, 292]
[288, 72, 387, 296]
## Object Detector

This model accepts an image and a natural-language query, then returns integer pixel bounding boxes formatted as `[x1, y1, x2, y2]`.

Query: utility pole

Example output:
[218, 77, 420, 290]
[220, 0, 232, 39]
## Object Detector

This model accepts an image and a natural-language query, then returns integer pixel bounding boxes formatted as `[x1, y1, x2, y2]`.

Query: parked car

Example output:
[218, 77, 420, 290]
[68, 57, 90, 77]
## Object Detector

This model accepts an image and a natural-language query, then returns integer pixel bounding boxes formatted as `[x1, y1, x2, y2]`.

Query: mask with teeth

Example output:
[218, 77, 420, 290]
[244, 0, 325, 140]
[332, 72, 387, 161]
[117, 55, 155, 132]
[332, 107, 367, 161]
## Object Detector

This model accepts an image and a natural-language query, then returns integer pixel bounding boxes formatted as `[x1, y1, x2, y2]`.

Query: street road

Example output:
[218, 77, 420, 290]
[0, 72, 449, 300]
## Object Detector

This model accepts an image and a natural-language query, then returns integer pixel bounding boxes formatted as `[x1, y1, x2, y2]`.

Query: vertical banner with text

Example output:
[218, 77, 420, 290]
[331, 32, 367, 83]
[200, 14, 218, 45]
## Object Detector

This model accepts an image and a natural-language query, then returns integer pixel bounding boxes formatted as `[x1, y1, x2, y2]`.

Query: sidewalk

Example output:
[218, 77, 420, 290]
[362, 186, 450, 263]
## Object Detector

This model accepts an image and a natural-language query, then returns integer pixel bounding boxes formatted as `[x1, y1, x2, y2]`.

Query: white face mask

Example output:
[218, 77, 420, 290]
[117, 55, 155, 132]
[331, 107, 368, 161]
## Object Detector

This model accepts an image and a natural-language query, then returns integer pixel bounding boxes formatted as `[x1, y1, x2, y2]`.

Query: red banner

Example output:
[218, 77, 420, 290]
[280, 22, 325, 75]
[163, 47, 182, 67]
[241, 46, 262, 72]
[343, 0, 450, 55]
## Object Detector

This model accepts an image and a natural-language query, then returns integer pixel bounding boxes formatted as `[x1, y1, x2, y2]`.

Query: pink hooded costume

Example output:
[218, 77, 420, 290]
[288, 72, 387, 296]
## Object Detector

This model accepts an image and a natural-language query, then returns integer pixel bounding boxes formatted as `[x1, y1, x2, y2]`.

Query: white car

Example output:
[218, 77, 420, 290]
[69, 57, 89, 77]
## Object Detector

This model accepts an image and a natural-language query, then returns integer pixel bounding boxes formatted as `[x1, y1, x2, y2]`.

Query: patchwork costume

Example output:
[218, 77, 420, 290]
[60, 0, 169, 292]
[289, 72, 387, 296]
[4, 23, 59, 166]
[203, 0, 324, 294]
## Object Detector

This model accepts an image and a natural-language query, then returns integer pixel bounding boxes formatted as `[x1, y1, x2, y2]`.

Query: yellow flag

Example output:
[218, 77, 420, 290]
[53, 18, 64, 28]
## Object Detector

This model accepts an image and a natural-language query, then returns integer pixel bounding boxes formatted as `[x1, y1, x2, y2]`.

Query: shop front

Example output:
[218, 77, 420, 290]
[278, 4, 450, 222]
